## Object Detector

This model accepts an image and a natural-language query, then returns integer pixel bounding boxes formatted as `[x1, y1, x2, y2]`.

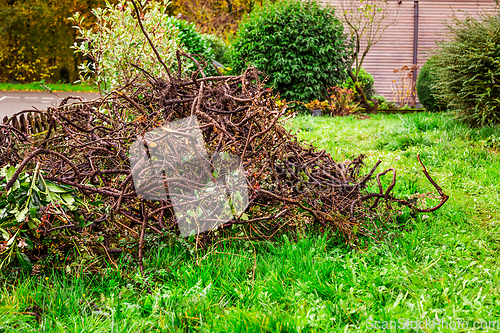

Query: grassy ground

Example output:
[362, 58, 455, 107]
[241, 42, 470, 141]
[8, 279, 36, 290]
[0, 82, 97, 93]
[1, 112, 499, 332]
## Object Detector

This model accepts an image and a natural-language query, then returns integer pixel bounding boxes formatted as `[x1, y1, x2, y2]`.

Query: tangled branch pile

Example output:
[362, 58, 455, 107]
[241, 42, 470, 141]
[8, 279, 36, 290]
[0, 50, 448, 272]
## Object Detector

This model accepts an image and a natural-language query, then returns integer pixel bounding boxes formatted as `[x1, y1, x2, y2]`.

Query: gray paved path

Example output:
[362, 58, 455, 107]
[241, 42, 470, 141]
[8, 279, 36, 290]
[0, 91, 100, 119]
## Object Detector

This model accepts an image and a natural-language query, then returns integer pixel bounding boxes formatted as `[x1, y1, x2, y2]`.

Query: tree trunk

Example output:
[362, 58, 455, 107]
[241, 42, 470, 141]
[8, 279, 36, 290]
[347, 67, 377, 114]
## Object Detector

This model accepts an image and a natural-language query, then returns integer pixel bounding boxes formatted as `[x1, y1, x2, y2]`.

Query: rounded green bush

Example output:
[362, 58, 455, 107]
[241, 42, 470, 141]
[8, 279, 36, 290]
[432, 10, 500, 125]
[416, 58, 443, 112]
[371, 94, 387, 105]
[230, 0, 348, 102]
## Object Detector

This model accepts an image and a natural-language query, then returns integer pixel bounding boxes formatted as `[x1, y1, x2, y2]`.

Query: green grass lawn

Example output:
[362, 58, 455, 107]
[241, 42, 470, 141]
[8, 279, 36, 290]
[1, 112, 499, 332]
[0, 82, 97, 93]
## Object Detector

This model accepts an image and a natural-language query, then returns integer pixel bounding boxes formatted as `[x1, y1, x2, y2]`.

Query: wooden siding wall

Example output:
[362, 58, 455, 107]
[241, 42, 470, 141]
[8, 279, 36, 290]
[321, 0, 498, 102]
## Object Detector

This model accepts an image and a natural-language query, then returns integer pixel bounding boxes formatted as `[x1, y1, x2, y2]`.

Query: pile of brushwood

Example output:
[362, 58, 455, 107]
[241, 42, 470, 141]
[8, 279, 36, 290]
[0, 50, 448, 273]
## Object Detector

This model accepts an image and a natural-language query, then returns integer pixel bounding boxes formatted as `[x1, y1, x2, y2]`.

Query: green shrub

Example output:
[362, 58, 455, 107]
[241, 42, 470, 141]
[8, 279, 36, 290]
[72, 1, 182, 93]
[230, 0, 348, 102]
[371, 94, 386, 105]
[203, 34, 230, 65]
[416, 58, 443, 112]
[432, 8, 500, 125]
[170, 19, 210, 57]
[343, 68, 375, 101]
[169, 18, 217, 74]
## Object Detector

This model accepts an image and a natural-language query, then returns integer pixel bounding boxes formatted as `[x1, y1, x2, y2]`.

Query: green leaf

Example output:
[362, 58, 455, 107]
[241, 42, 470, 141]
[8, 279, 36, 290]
[15, 207, 29, 223]
[16, 249, 32, 271]
[55, 321, 66, 333]
[10, 180, 20, 192]
[188, 229, 197, 239]
[0, 228, 9, 241]
[46, 183, 69, 193]
[6, 230, 18, 246]
[0, 165, 9, 178]
[5, 166, 16, 182]
[27, 219, 38, 231]
[24, 238, 34, 250]
[61, 193, 75, 207]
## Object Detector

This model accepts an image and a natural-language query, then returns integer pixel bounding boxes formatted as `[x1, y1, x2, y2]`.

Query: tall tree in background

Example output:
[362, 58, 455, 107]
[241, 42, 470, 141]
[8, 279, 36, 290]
[168, 0, 255, 38]
[337, 0, 400, 112]
[0, 0, 113, 83]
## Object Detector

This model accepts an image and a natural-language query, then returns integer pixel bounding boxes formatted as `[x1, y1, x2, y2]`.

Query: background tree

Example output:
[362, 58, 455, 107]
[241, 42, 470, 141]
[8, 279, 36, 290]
[168, 0, 255, 38]
[0, 0, 242, 83]
[0, 0, 113, 83]
[336, 0, 400, 112]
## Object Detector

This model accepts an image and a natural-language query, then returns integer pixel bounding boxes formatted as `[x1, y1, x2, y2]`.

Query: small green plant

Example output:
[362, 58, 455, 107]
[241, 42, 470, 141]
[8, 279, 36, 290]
[343, 68, 376, 101]
[401, 112, 441, 132]
[379, 131, 431, 151]
[416, 57, 444, 112]
[0, 164, 84, 272]
[371, 94, 387, 106]
[432, 7, 500, 125]
[171, 19, 210, 57]
[170, 18, 219, 75]
[379, 100, 398, 110]
[230, 0, 348, 102]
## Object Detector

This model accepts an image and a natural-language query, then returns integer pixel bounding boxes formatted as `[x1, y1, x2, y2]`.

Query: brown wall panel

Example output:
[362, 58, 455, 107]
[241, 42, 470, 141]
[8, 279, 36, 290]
[321, 0, 497, 101]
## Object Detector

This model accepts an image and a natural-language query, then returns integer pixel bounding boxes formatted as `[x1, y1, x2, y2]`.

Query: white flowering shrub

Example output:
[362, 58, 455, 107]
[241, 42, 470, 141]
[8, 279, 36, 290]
[71, 0, 182, 94]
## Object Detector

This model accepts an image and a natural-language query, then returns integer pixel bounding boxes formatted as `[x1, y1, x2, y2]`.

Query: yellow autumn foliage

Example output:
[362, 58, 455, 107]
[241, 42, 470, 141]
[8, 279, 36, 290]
[0, 0, 115, 83]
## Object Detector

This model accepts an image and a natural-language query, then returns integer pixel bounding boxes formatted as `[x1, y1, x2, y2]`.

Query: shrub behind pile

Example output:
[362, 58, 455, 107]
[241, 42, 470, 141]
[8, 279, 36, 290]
[432, 8, 500, 125]
[203, 34, 230, 65]
[170, 18, 211, 59]
[416, 57, 443, 112]
[230, 0, 348, 102]
[170, 18, 220, 75]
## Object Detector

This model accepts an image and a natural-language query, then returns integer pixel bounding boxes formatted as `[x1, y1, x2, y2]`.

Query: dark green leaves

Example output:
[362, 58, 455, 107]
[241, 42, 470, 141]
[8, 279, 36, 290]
[16, 249, 32, 271]
[416, 58, 445, 112]
[230, 0, 348, 102]
[432, 10, 500, 126]
[0, 164, 82, 271]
